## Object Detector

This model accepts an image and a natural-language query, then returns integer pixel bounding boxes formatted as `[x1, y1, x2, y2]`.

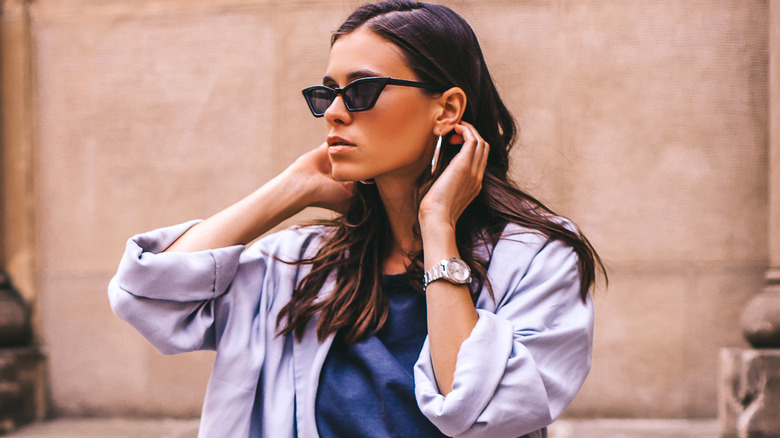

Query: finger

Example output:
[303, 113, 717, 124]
[454, 123, 488, 175]
[460, 122, 486, 156]
[475, 142, 489, 180]
[451, 123, 478, 162]
[470, 138, 489, 175]
[455, 122, 479, 147]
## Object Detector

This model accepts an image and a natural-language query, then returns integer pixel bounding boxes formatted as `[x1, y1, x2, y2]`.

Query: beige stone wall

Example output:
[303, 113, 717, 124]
[771, 0, 780, 273]
[0, 0, 769, 418]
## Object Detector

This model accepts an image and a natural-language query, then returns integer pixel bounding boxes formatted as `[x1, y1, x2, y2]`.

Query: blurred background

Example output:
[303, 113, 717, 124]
[0, 0, 776, 432]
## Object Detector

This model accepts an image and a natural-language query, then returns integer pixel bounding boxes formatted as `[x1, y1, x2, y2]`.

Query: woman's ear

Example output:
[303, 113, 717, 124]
[433, 87, 467, 135]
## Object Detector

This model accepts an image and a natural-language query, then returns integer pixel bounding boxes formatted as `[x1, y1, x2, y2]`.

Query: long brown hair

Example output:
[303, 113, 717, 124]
[277, 0, 606, 343]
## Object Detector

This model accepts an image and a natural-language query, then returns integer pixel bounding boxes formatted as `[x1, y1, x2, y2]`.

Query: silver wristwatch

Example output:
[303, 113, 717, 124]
[423, 257, 472, 291]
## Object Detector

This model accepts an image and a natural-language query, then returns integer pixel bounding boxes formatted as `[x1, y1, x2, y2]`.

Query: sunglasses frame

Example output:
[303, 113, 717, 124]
[302, 77, 441, 117]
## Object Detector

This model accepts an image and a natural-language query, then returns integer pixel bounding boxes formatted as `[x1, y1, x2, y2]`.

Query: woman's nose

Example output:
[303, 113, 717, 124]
[324, 94, 352, 125]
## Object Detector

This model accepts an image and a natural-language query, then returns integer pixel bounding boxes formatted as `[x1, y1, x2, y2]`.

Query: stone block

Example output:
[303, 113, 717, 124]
[719, 348, 780, 438]
[0, 273, 31, 347]
[0, 348, 47, 433]
[569, 265, 758, 418]
[39, 274, 214, 417]
[463, 0, 770, 266]
[32, 3, 280, 276]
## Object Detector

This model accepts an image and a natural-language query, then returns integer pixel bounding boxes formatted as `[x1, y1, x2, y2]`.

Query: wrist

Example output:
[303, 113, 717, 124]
[418, 204, 454, 225]
[276, 168, 319, 210]
[420, 220, 455, 245]
[420, 223, 459, 270]
[419, 210, 456, 234]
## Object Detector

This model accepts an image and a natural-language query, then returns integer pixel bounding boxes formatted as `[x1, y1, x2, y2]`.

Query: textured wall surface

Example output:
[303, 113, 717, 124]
[0, 0, 770, 419]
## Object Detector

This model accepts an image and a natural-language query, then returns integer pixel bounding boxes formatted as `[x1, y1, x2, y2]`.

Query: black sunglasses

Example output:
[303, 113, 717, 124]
[302, 77, 441, 117]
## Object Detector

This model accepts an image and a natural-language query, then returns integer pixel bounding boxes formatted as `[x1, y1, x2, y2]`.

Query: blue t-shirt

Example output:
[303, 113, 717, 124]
[315, 273, 448, 438]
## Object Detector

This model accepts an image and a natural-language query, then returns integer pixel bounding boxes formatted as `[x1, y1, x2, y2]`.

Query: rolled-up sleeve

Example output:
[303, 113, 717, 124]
[107, 220, 247, 354]
[414, 235, 594, 437]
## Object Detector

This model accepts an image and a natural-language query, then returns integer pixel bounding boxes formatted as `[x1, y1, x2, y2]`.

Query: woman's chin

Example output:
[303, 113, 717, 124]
[331, 169, 371, 183]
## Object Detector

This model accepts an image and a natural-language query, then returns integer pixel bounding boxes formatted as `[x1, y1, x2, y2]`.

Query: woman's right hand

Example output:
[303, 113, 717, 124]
[283, 142, 355, 213]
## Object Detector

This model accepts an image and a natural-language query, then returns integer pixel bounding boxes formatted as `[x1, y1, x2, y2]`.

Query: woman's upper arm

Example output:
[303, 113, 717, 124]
[107, 220, 249, 354]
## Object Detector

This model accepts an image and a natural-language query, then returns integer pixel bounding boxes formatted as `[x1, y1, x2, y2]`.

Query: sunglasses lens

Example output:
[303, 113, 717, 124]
[303, 78, 391, 116]
[304, 87, 335, 115]
[344, 79, 384, 111]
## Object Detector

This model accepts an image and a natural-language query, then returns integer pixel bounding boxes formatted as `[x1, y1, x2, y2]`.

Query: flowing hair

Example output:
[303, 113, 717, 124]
[277, 0, 606, 343]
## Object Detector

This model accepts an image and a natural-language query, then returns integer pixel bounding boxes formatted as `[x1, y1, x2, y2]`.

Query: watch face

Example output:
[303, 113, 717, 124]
[445, 259, 471, 283]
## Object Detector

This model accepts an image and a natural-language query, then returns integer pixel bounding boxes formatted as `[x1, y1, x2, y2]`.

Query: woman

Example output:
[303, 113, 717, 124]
[108, 1, 604, 437]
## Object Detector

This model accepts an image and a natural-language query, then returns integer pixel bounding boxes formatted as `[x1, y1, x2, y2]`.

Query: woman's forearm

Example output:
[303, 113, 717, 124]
[165, 144, 353, 253]
[421, 222, 479, 395]
[165, 170, 312, 253]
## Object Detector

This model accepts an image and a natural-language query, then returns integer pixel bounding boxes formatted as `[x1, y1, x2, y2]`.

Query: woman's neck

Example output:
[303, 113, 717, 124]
[375, 177, 422, 275]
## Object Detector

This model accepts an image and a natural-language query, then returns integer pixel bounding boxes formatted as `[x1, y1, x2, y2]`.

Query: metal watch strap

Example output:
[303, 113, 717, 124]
[423, 262, 445, 291]
[423, 258, 471, 292]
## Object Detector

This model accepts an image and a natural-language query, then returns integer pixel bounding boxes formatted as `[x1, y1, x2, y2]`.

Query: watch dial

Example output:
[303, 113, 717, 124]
[448, 260, 470, 282]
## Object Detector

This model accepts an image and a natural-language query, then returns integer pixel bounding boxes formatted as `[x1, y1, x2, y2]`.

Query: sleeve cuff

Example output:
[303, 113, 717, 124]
[414, 309, 514, 436]
[115, 220, 245, 301]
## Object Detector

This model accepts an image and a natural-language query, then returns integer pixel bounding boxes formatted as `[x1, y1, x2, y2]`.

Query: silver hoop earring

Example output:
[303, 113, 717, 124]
[430, 135, 442, 175]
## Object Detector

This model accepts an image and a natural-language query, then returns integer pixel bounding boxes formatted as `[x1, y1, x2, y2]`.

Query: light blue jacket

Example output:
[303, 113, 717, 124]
[108, 220, 593, 438]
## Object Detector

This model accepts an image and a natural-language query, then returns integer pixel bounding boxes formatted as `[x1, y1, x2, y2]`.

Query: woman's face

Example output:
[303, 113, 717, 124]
[322, 28, 439, 183]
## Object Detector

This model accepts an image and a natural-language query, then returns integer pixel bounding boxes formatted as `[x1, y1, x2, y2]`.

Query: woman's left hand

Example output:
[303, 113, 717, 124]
[418, 121, 489, 229]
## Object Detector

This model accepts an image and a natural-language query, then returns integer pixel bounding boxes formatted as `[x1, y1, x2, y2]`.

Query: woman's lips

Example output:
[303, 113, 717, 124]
[327, 136, 356, 155]
[327, 144, 355, 155]
[327, 136, 354, 146]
